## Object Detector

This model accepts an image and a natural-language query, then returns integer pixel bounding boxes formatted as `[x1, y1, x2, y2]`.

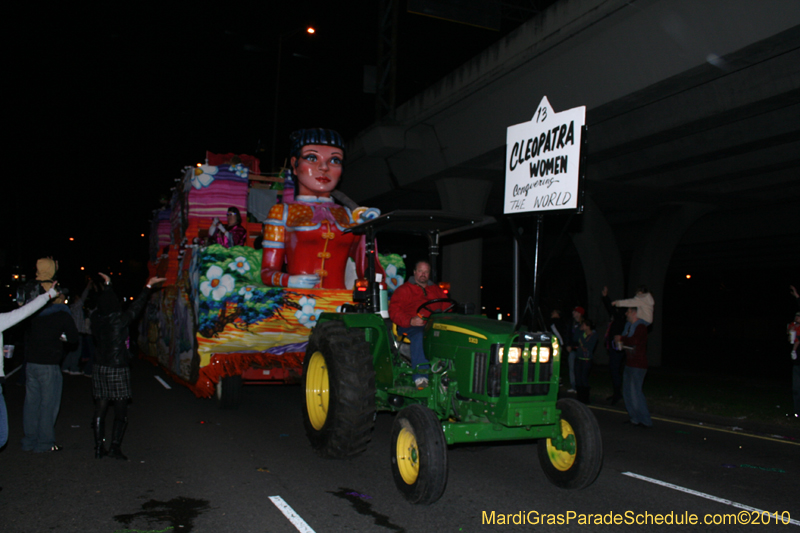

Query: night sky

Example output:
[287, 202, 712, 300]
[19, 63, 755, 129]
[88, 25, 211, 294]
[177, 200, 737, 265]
[5, 1, 531, 298]
[5, 3, 797, 380]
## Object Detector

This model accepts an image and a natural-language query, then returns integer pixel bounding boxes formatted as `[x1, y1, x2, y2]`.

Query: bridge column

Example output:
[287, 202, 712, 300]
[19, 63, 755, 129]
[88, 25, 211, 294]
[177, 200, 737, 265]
[625, 202, 712, 367]
[570, 194, 625, 364]
[436, 178, 493, 312]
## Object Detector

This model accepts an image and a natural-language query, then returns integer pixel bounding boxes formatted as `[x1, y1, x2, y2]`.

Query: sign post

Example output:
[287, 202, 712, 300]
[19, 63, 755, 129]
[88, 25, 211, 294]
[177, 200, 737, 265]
[505, 96, 586, 325]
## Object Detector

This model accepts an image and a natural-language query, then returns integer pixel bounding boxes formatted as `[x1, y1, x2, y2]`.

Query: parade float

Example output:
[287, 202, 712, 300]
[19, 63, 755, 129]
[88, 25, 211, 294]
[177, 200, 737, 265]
[141, 131, 404, 408]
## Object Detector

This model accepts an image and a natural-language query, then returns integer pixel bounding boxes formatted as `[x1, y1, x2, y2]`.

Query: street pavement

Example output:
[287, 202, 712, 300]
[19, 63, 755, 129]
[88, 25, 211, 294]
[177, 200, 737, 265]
[1, 358, 798, 532]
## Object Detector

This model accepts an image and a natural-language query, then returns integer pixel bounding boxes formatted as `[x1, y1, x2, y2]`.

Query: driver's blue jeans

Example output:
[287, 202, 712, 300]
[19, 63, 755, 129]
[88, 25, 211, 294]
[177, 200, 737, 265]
[398, 326, 429, 380]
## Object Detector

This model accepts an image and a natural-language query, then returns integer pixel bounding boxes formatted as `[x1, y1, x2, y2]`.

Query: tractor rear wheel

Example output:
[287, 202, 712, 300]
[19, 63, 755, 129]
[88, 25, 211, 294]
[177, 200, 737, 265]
[537, 398, 603, 489]
[302, 320, 375, 457]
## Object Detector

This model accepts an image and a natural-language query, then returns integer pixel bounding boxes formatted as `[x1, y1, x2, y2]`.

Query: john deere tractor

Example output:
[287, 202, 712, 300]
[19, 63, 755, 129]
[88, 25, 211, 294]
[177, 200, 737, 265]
[301, 210, 602, 504]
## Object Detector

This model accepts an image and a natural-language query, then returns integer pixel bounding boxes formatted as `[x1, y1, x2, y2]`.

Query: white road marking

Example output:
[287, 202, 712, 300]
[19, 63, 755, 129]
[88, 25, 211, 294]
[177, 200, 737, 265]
[269, 495, 316, 533]
[623, 472, 800, 526]
[154, 375, 172, 389]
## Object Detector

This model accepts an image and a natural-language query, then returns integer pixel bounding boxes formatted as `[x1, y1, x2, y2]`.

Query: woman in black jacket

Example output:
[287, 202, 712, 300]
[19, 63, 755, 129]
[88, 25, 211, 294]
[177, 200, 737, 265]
[92, 272, 164, 459]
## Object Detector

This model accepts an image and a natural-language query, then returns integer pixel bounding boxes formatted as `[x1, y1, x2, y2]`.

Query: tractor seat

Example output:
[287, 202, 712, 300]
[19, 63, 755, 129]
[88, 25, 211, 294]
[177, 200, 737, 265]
[385, 318, 412, 360]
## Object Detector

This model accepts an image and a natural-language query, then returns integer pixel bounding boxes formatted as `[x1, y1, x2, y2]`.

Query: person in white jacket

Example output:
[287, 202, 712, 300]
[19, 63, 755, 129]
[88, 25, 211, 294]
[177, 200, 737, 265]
[613, 285, 654, 325]
[0, 285, 60, 447]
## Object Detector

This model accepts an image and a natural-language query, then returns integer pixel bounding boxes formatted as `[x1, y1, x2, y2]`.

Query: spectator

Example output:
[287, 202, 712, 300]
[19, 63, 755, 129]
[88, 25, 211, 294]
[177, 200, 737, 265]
[91, 273, 165, 459]
[61, 281, 95, 375]
[613, 285, 654, 325]
[602, 286, 626, 405]
[788, 311, 800, 419]
[615, 307, 652, 428]
[0, 285, 60, 448]
[565, 306, 585, 393]
[22, 289, 79, 452]
[575, 319, 597, 404]
[547, 309, 566, 347]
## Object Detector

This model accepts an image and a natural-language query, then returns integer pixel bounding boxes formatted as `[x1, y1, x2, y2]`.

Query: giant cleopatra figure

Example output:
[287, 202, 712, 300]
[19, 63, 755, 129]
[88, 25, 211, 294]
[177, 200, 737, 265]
[260, 128, 379, 289]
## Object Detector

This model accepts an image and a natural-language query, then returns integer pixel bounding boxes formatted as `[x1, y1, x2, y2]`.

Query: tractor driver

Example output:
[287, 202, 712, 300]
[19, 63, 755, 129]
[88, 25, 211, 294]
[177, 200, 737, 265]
[388, 260, 449, 389]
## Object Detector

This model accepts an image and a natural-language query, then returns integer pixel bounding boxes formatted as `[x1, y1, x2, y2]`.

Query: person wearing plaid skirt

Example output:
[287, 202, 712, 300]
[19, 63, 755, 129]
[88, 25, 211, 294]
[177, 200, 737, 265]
[91, 273, 164, 459]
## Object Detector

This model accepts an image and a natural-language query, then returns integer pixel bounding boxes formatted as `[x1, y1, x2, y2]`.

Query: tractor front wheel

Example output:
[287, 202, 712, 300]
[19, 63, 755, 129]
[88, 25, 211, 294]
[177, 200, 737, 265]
[537, 398, 603, 489]
[390, 404, 448, 504]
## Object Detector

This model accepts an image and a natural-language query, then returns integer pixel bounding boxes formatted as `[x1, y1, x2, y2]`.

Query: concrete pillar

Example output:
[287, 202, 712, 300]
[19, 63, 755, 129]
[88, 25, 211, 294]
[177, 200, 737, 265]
[436, 178, 493, 311]
[570, 194, 625, 364]
[626, 202, 712, 367]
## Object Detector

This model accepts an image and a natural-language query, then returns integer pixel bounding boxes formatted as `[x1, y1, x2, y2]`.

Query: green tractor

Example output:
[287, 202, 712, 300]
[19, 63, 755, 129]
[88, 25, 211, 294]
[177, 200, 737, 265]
[301, 210, 602, 504]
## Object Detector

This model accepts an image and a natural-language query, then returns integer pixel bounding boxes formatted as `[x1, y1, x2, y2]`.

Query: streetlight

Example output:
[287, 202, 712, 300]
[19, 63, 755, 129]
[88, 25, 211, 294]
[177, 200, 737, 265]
[270, 26, 316, 172]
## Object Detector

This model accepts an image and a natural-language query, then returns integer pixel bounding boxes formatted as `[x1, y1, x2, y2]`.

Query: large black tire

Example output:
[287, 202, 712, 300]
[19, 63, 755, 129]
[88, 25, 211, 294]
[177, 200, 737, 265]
[216, 375, 243, 410]
[302, 320, 376, 458]
[537, 398, 603, 489]
[390, 404, 448, 504]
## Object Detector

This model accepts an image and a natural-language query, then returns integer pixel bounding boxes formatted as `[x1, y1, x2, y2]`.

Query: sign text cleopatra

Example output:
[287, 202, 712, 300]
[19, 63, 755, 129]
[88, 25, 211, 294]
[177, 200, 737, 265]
[508, 120, 576, 172]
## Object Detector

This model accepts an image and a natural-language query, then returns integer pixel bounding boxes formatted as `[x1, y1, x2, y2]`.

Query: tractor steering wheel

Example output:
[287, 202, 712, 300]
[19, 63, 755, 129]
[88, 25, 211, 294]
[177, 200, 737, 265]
[416, 298, 458, 317]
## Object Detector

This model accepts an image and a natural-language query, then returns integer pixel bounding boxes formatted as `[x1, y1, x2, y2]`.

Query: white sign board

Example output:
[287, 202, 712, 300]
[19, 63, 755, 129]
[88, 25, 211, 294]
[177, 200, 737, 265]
[504, 96, 585, 214]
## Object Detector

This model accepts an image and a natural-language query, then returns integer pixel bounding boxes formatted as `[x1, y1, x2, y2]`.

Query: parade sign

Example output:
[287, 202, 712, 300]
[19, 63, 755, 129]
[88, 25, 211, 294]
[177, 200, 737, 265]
[504, 96, 585, 214]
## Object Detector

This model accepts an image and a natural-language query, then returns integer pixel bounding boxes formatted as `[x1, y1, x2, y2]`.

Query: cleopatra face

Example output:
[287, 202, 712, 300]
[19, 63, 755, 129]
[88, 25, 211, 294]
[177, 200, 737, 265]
[292, 144, 344, 197]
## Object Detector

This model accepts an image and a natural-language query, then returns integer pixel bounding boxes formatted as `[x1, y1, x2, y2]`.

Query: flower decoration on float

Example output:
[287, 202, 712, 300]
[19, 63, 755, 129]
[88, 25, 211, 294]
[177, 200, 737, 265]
[229, 163, 249, 178]
[228, 256, 251, 275]
[238, 285, 255, 300]
[192, 164, 218, 189]
[295, 296, 323, 328]
[353, 207, 381, 224]
[200, 265, 235, 300]
[384, 264, 404, 292]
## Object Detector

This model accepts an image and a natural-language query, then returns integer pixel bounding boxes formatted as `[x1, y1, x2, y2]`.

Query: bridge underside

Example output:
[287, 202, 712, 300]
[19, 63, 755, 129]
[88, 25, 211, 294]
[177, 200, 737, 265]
[340, 0, 800, 365]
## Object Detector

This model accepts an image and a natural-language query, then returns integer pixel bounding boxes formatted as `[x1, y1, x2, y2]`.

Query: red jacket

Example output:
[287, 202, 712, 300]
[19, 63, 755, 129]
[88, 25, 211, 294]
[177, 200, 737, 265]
[388, 282, 447, 328]
[621, 323, 648, 369]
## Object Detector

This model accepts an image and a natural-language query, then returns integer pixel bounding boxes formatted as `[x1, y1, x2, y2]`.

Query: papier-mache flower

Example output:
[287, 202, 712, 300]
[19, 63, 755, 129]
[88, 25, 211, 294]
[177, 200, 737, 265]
[228, 256, 251, 275]
[384, 263, 404, 292]
[191, 164, 218, 189]
[295, 296, 323, 328]
[229, 163, 249, 178]
[200, 265, 235, 300]
[355, 207, 381, 224]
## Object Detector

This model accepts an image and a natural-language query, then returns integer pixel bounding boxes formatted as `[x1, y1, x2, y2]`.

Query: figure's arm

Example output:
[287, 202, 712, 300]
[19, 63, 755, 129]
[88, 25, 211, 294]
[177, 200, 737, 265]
[259, 204, 319, 288]
[260, 205, 289, 287]
[349, 234, 386, 282]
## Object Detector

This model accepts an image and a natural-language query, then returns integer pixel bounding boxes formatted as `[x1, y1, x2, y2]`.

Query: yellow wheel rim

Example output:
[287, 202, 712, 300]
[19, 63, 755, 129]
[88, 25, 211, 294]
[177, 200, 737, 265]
[396, 427, 420, 485]
[305, 351, 329, 430]
[546, 418, 577, 471]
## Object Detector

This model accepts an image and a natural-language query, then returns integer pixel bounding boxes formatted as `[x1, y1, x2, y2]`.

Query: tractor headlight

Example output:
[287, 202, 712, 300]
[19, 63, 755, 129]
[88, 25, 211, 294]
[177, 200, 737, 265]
[497, 346, 521, 364]
[538, 347, 550, 363]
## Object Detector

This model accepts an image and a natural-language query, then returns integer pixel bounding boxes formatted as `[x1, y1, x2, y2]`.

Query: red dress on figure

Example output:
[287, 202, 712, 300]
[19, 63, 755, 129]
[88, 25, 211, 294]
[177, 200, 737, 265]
[260, 196, 359, 289]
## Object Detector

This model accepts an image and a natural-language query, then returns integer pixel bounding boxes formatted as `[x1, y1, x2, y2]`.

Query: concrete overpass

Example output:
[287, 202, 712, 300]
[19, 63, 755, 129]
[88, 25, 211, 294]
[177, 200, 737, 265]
[338, 0, 800, 365]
